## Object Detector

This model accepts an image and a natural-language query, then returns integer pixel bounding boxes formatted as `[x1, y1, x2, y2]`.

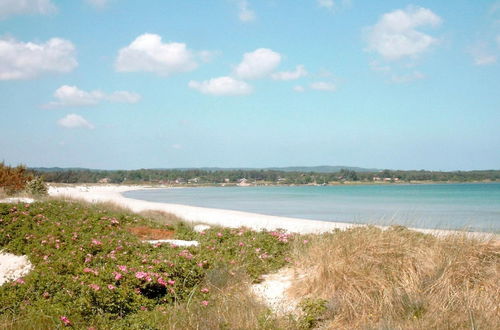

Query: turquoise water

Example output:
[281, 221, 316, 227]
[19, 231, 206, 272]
[123, 183, 500, 232]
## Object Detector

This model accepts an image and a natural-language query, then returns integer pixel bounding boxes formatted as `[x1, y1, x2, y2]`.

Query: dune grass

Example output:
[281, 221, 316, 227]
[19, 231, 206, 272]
[289, 226, 499, 329]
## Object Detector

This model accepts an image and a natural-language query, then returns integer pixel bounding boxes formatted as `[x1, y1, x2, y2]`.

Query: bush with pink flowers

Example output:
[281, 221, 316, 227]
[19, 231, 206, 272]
[0, 199, 292, 328]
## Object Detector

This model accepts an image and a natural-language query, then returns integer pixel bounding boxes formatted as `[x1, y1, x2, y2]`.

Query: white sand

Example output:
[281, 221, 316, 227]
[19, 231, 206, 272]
[0, 252, 33, 286]
[48, 185, 497, 239]
[251, 267, 303, 316]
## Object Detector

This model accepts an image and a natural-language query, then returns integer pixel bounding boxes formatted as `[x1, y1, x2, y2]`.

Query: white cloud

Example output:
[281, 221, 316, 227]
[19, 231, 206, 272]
[0, 37, 77, 80]
[468, 42, 497, 66]
[472, 53, 497, 66]
[85, 0, 110, 9]
[237, 0, 255, 22]
[171, 144, 182, 150]
[271, 65, 307, 80]
[115, 34, 198, 76]
[57, 114, 94, 129]
[293, 85, 305, 93]
[310, 81, 337, 92]
[45, 85, 141, 108]
[234, 48, 281, 79]
[107, 91, 141, 103]
[188, 76, 252, 95]
[366, 6, 442, 61]
[0, 0, 56, 20]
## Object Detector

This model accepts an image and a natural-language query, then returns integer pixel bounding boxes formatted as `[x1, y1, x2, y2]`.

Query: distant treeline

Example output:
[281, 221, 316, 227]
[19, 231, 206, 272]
[30, 168, 500, 184]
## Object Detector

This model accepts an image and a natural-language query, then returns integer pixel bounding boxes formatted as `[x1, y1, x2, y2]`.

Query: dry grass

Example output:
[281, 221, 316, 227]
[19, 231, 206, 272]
[288, 226, 500, 329]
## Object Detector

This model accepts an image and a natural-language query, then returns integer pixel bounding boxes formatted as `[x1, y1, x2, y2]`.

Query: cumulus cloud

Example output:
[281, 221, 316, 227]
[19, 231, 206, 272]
[237, 0, 255, 22]
[0, 37, 77, 80]
[188, 76, 252, 95]
[366, 6, 442, 61]
[115, 34, 198, 76]
[293, 85, 305, 93]
[57, 114, 94, 129]
[44, 85, 141, 108]
[310, 81, 337, 92]
[0, 0, 56, 20]
[234, 48, 281, 79]
[271, 65, 307, 80]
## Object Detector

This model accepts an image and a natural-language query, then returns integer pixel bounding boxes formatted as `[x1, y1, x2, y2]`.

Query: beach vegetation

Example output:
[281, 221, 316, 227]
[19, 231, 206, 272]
[0, 163, 32, 195]
[0, 199, 292, 329]
[289, 226, 500, 329]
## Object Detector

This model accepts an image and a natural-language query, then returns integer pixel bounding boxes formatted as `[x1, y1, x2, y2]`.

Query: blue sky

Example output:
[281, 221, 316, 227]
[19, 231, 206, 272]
[0, 0, 499, 170]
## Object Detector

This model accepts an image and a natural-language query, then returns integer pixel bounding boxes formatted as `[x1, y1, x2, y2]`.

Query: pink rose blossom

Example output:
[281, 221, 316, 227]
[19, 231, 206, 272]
[135, 271, 148, 280]
[59, 316, 71, 326]
[89, 284, 100, 291]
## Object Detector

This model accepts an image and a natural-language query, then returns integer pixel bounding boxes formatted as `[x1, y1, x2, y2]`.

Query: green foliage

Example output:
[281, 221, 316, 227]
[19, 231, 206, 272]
[0, 200, 292, 328]
[31, 166, 500, 185]
[298, 298, 328, 329]
[25, 176, 48, 196]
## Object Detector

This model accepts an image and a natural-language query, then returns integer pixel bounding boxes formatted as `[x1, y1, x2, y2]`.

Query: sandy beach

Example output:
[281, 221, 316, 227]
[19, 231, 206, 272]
[47, 185, 497, 239]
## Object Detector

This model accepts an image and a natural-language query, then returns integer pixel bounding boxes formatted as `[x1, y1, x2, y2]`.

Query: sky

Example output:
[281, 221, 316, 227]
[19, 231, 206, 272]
[0, 0, 499, 171]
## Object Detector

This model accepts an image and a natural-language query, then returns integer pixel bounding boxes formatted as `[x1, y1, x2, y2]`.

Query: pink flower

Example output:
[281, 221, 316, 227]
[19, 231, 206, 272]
[140, 306, 147, 311]
[91, 239, 102, 246]
[238, 242, 245, 247]
[217, 232, 223, 237]
[89, 284, 100, 291]
[167, 280, 175, 286]
[157, 277, 167, 286]
[201, 300, 209, 306]
[107, 284, 116, 290]
[135, 271, 148, 280]
[114, 272, 123, 281]
[15, 278, 25, 284]
[42, 291, 50, 298]
[60, 316, 71, 326]
[303, 239, 309, 244]
[118, 265, 128, 272]
[201, 288, 209, 293]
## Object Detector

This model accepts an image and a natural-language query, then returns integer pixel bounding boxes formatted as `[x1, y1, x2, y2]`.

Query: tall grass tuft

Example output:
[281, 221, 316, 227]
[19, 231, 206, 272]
[289, 226, 499, 329]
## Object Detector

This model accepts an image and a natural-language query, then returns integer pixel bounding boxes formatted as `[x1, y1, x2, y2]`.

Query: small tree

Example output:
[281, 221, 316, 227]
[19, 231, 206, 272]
[0, 162, 33, 195]
[25, 176, 48, 196]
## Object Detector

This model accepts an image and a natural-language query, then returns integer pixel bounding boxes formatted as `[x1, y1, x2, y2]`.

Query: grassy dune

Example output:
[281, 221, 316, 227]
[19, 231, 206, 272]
[0, 198, 498, 329]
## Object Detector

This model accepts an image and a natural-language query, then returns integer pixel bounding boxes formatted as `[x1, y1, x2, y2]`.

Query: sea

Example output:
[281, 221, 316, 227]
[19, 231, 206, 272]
[123, 183, 500, 233]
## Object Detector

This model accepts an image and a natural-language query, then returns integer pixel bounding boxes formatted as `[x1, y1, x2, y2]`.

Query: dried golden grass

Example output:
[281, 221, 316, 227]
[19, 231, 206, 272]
[289, 226, 500, 329]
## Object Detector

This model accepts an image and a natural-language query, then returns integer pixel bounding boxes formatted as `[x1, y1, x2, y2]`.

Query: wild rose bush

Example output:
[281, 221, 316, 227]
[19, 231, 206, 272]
[0, 200, 292, 327]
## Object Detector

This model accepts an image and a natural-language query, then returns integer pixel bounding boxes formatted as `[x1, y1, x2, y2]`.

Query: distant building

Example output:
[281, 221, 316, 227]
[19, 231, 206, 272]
[98, 178, 110, 183]
[373, 176, 381, 181]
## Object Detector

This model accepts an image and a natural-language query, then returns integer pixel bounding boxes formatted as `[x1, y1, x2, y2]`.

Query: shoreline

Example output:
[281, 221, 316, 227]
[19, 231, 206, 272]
[48, 184, 497, 239]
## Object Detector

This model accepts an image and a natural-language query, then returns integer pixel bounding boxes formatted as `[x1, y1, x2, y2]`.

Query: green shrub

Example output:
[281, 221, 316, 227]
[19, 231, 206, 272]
[25, 176, 48, 196]
[298, 298, 328, 329]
